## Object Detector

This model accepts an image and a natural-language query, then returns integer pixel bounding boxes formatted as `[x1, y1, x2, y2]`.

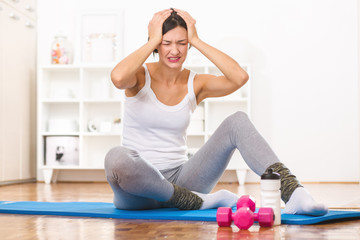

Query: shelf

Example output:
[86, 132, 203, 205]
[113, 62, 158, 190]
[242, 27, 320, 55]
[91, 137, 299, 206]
[41, 166, 104, 170]
[82, 99, 122, 103]
[82, 132, 121, 136]
[42, 98, 80, 103]
[183, 64, 212, 68]
[82, 135, 121, 168]
[40, 166, 105, 184]
[186, 135, 206, 149]
[82, 67, 123, 100]
[82, 101, 122, 133]
[82, 65, 114, 70]
[41, 132, 122, 137]
[41, 65, 81, 70]
[41, 132, 80, 136]
[206, 98, 249, 103]
[187, 132, 206, 136]
[41, 64, 114, 69]
[40, 67, 80, 99]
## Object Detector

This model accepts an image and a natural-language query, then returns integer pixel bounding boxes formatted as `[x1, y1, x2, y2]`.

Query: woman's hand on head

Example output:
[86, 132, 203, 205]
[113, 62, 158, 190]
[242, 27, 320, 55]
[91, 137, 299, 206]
[174, 9, 199, 44]
[148, 9, 172, 45]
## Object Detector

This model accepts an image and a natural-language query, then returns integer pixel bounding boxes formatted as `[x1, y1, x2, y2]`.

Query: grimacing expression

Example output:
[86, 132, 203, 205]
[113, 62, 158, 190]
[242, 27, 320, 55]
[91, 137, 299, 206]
[158, 26, 188, 67]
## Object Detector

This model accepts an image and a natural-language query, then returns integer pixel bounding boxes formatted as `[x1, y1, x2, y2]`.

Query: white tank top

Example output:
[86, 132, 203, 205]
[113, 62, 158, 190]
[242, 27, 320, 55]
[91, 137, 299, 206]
[122, 64, 197, 170]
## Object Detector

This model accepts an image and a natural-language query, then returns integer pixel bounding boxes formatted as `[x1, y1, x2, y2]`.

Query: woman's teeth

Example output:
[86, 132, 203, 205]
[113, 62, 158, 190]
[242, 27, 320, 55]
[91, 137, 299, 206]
[169, 57, 180, 62]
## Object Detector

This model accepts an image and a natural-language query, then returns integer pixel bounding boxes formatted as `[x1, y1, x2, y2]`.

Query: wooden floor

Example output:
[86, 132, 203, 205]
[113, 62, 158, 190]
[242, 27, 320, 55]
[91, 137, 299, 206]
[1, 182, 360, 240]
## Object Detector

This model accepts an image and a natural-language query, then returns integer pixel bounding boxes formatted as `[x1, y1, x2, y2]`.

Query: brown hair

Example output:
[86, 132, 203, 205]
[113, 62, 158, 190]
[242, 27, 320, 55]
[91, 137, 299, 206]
[153, 8, 188, 54]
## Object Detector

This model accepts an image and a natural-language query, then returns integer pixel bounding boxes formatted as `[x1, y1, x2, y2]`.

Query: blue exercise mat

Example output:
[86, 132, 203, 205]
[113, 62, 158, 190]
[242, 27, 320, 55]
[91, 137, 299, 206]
[0, 201, 359, 225]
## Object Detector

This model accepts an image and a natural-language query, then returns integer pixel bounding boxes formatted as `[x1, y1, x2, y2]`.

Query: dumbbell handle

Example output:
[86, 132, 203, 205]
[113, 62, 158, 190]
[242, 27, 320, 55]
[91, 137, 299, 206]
[236, 195, 256, 212]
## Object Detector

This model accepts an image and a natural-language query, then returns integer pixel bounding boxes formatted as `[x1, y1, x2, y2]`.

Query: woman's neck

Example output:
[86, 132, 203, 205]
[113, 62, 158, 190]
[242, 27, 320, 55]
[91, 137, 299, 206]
[152, 62, 184, 85]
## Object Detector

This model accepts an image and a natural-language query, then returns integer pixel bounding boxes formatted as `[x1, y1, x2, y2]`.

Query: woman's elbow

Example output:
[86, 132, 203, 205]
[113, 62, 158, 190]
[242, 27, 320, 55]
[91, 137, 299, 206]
[235, 70, 249, 88]
[111, 71, 126, 89]
[242, 71, 249, 83]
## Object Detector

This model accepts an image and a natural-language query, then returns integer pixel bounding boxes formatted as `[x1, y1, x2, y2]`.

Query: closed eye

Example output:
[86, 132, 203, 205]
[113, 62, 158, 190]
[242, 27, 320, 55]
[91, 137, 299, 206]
[162, 39, 188, 45]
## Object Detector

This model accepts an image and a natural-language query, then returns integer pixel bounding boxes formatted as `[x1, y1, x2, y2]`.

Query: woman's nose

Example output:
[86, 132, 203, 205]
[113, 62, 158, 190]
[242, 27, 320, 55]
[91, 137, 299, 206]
[170, 44, 180, 55]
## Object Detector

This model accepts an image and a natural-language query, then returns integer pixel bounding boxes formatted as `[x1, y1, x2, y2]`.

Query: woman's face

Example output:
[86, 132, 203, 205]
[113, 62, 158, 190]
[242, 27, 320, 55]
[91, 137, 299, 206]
[158, 26, 188, 68]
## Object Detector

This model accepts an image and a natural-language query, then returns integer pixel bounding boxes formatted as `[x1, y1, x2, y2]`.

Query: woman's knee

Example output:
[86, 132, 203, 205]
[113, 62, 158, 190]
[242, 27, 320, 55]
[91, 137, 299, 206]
[219, 111, 252, 133]
[225, 111, 250, 125]
[104, 146, 139, 176]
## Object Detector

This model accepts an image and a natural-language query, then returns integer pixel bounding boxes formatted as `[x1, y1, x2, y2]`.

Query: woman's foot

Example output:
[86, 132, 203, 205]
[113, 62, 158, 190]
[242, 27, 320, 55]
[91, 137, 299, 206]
[284, 187, 328, 216]
[194, 190, 238, 210]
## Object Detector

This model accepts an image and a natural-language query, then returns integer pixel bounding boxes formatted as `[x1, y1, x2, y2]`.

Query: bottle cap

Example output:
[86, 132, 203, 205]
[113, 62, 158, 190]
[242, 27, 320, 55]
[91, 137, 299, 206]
[261, 168, 280, 180]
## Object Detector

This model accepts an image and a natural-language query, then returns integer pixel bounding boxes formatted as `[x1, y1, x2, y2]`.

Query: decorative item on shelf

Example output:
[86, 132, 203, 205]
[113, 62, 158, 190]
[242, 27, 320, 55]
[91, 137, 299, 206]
[84, 33, 117, 63]
[87, 119, 114, 133]
[80, 12, 124, 64]
[113, 115, 121, 132]
[48, 119, 78, 132]
[45, 136, 79, 166]
[87, 120, 98, 132]
[51, 35, 73, 64]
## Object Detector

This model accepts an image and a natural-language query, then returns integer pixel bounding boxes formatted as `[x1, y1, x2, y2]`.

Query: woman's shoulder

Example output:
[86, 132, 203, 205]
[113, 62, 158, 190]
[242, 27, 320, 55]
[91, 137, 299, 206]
[191, 72, 209, 85]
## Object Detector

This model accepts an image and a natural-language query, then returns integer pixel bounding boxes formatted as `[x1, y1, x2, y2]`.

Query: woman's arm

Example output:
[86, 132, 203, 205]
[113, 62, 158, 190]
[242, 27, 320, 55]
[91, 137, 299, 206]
[175, 9, 249, 103]
[111, 9, 172, 89]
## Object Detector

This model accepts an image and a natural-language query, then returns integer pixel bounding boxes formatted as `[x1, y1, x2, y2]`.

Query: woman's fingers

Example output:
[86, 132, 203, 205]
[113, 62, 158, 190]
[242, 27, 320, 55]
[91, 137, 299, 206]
[155, 9, 172, 21]
[148, 9, 171, 42]
[173, 8, 198, 43]
[153, 9, 171, 18]
[174, 8, 196, 24]
[150, 9, 171, 25]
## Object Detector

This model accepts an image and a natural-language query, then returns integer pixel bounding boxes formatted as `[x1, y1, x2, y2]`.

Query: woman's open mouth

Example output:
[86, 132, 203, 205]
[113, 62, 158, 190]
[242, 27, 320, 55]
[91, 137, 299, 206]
[168, 57, 181, 63]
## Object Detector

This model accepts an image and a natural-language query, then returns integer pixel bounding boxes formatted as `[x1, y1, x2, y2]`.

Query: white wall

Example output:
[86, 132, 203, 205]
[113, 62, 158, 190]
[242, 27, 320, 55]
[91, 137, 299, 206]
[37, 0, 359, 182]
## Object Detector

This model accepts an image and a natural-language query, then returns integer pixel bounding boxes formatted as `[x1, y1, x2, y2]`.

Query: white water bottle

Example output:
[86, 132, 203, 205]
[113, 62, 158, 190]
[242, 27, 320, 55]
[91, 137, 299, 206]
[261, 168, 281, 225]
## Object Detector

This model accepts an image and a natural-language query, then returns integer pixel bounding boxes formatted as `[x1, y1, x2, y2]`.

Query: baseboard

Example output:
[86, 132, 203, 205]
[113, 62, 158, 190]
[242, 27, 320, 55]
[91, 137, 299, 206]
[0, 178, 37, 186]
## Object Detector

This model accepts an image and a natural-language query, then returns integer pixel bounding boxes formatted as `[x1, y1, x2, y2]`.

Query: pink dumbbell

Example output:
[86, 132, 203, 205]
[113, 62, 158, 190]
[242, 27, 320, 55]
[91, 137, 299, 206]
[236, 195, 256, 211]
[217, 195, 274, 230]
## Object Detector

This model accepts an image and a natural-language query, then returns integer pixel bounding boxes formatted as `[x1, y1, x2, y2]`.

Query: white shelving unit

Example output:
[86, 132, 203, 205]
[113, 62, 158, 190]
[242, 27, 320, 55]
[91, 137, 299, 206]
[37, 63, 251, 184]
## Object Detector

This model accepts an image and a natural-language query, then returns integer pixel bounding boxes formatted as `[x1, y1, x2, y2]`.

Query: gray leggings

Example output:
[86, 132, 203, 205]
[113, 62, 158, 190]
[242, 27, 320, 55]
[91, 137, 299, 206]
[104, 111, 280, 209]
